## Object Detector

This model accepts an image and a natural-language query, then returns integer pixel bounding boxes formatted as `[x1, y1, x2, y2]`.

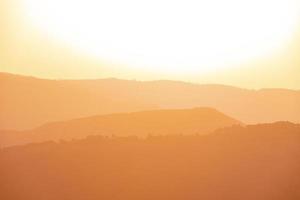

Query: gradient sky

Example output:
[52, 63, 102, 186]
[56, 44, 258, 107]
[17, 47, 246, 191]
[1, 0, 300, 89]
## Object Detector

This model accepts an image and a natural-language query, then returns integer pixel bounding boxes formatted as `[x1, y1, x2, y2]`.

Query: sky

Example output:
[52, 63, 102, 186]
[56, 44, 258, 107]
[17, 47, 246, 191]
[1, 0, 300, 89]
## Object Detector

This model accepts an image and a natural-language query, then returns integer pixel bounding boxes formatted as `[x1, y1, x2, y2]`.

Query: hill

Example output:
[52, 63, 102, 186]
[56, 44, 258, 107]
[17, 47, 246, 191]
[1, 122, 299, 200]
[1, 72, 299, 130]
[0, 107, 241, 147]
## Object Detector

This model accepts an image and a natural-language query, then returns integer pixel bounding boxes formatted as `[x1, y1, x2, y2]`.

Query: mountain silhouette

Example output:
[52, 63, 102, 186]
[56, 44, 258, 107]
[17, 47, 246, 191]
[0, 107, 241, 147]
[1, 72, 299, 130]
[1, 122, 299, 200]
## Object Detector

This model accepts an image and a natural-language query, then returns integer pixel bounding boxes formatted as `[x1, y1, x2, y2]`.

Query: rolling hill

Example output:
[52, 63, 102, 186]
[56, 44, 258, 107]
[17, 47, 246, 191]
[0, 107, 241, 147]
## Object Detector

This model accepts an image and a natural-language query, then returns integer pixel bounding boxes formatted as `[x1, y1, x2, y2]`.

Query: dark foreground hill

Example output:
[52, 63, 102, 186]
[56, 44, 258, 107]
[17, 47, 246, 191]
[1, 72, 299, 130]
[0, 122, 299, 200]
[0, 107, 241, 147]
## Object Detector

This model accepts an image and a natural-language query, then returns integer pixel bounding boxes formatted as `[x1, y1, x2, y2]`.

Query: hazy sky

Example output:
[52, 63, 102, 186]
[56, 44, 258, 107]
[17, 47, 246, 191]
[1, 0, 300, 89]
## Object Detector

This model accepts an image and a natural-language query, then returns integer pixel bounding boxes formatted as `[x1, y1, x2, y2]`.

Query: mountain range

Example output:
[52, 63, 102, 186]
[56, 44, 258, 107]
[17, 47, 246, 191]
[1, 72, 299, 130]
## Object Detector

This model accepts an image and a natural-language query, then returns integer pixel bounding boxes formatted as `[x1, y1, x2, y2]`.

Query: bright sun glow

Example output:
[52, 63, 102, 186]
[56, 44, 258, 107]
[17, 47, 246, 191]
[22, 0, 300, 74]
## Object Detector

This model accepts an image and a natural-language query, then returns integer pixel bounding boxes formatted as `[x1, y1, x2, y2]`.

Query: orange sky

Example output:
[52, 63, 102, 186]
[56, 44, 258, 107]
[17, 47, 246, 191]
[1, 0, 300, 89]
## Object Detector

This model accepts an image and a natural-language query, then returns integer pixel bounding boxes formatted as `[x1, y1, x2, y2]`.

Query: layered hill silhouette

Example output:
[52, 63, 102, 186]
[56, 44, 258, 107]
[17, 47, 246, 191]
[0, 107, 241, 147]
[1, 72, 300, 130]
[1, 122, 299, 200]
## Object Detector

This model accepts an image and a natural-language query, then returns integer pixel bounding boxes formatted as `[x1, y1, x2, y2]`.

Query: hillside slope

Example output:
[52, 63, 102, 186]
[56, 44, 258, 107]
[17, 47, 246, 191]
[1, 122, 299, 200]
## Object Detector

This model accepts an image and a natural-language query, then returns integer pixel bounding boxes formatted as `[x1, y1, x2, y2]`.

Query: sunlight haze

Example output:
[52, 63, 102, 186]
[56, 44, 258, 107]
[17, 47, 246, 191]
[0, 0, 300, 89]
[23, 0, 300, 73]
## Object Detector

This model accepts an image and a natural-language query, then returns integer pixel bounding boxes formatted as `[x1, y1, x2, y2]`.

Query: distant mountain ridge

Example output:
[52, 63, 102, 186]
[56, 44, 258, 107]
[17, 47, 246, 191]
[0, 107, 241, 147]
[1, 72, 299, 130]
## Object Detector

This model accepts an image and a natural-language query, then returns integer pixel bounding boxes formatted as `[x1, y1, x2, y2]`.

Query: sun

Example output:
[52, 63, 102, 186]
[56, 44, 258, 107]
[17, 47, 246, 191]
[22, 0, 300, 74]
